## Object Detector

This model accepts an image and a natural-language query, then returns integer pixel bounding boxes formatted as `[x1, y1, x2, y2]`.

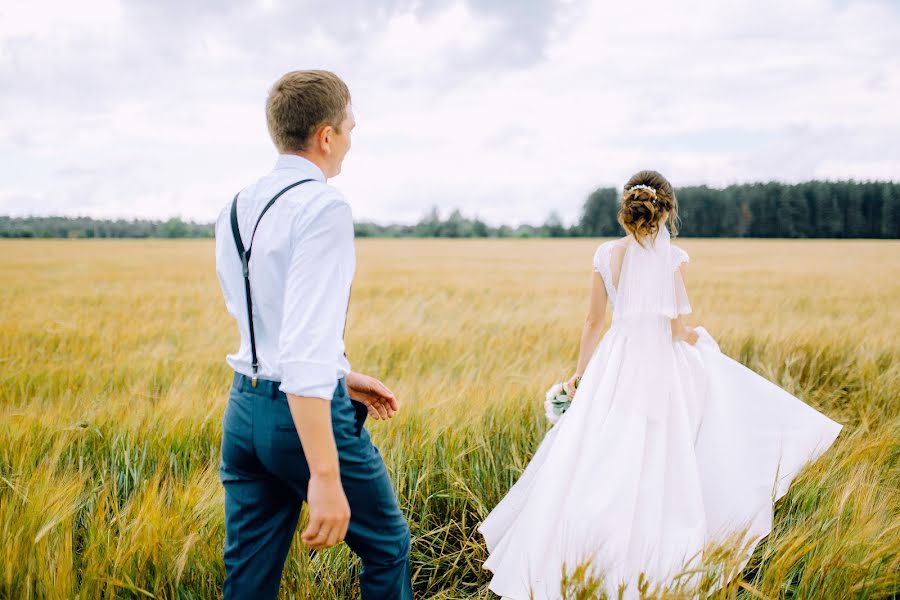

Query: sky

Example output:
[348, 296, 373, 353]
[1, 0, 898, 226]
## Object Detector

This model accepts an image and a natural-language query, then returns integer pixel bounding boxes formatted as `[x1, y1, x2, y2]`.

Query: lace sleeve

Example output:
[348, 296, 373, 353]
[593, 242, 613, 278]
[592, 242, 620, 305]
[671, 245, 690, 271]
[671, 245, 692, 315]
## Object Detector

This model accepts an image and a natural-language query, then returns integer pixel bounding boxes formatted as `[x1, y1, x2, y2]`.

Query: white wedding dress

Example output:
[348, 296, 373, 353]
[479, 225, 843, 599]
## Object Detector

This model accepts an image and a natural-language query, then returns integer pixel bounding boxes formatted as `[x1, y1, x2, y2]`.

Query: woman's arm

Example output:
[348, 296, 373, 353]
[565, 271, 608, 396]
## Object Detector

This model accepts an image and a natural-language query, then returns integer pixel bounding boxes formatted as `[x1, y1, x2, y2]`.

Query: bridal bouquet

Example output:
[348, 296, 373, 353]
[544, 378, 579, 424]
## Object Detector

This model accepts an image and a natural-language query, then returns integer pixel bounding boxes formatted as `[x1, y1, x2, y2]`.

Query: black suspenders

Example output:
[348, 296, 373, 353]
[230, 179, 314, 386]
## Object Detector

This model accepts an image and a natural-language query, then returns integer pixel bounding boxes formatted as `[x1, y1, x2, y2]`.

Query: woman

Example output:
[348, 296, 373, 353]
[478, 170, 843, 599]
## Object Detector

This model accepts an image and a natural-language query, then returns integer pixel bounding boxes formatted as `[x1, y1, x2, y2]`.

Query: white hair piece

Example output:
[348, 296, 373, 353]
[628, 184, 657, 196]
[627, 183, 659, 204]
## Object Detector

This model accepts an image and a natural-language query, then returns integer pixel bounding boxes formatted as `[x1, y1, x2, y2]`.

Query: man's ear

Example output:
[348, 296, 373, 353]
[315, 124, 333, 155]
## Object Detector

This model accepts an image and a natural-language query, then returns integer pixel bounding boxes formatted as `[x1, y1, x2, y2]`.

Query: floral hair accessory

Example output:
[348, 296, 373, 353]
[627, 183, 659, 204]
[628, 184, 657, 196]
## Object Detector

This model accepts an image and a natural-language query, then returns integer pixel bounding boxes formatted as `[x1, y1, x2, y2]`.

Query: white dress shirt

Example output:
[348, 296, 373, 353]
[215, 154, 355, 400]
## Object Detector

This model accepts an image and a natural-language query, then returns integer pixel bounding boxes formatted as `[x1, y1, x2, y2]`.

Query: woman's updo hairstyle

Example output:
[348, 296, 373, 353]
[618, 169, 679, 246]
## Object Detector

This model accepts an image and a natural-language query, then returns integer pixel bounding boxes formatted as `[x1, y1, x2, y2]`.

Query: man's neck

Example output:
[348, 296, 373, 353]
[290, 151, 329, 181]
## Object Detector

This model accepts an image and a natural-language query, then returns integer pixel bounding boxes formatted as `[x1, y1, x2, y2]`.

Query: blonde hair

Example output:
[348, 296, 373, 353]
[265, 70, 351, 152]
[618, 170, 679, 246]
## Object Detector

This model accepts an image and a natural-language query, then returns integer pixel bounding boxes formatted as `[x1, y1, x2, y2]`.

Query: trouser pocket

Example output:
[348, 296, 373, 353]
[330, 378, 367, 441]
[351, 399, 368, 436]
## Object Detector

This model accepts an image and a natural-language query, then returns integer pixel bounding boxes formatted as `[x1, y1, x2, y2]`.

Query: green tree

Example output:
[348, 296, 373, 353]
[160, 217, 190, 238]
[579, 188, 619, 236]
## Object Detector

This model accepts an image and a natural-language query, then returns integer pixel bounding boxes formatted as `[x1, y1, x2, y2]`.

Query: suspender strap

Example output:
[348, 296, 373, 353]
[230, 179, 314, 386]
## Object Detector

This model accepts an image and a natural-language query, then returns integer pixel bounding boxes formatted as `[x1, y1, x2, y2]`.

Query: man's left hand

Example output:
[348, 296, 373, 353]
[346, 372, 399, 420]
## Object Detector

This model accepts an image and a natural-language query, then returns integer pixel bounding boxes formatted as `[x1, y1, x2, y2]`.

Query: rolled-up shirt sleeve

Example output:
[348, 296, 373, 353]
[277, 197, 355, 400]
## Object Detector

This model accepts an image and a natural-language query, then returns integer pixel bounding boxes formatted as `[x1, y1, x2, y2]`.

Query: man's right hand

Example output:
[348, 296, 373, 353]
[285, 392, 351, 550]
[301, 473, 351, 550]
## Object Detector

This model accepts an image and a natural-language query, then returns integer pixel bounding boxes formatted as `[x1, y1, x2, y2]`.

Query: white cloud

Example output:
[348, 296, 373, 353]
[0, 0, 898, 225]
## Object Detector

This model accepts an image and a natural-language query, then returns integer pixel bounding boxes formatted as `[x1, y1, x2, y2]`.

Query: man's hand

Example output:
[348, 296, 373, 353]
[285, 393, 349, 550]
[346, 371, 399, 420]
[301, 473, 350, 550]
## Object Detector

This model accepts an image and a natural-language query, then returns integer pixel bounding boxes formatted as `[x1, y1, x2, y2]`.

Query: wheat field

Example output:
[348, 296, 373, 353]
[0, 238, 898, 599]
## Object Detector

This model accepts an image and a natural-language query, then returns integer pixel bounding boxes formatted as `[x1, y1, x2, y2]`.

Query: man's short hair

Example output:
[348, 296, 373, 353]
[265, 70, 351, 153]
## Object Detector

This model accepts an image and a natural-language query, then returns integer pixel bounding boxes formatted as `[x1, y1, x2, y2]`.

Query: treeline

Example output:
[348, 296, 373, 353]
[358, 180, 899, 239]
[2, 181, 898, 239]
[354, 207, 571, 238]
[579, 180, 900, 239]
[0, 216, 214, 239]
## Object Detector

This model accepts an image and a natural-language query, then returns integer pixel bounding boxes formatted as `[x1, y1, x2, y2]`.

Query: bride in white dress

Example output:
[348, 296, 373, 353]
[478, 170, 843, 599]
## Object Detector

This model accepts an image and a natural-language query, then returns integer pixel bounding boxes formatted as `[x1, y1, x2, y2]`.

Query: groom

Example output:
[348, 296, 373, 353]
[214, 70, 413, 599]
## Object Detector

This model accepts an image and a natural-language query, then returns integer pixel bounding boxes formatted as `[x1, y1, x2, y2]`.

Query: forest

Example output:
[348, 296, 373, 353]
[2, 180, 897, 239]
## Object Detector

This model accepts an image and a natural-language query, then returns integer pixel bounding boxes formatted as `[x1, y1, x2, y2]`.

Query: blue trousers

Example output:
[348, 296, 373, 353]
[219, 372, 412, 599]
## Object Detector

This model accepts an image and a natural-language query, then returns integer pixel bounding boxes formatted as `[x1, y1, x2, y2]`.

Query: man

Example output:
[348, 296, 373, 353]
[214, 70, 413, 599]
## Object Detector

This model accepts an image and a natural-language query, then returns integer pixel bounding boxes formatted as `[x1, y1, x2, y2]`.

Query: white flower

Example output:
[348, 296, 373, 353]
[545, 382, 564, 403]
[544, 382, 572, 425]
[544, 397, 559, 424]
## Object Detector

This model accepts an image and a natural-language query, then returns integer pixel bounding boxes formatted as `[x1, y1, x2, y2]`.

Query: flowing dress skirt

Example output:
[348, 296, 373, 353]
[479, 321, 842, 599]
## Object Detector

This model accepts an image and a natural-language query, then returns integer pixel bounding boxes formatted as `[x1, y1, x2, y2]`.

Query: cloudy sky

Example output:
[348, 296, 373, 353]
[1, 0, 898, 225]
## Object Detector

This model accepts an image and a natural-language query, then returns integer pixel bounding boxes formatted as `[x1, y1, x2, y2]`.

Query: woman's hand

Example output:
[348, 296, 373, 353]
[671, 316, 699, 346]
[563, 374, 581, 400]
[685, 328, 699, 345]
[675, 327, 699, 345]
